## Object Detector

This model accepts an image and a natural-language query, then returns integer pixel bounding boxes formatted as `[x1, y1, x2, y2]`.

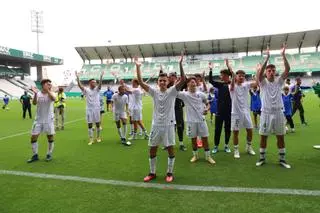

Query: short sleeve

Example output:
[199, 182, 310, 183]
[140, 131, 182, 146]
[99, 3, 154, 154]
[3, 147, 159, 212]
[169, 86, 178, 97]
[177, 91, 187, 101]
[148, 86, 156, 97]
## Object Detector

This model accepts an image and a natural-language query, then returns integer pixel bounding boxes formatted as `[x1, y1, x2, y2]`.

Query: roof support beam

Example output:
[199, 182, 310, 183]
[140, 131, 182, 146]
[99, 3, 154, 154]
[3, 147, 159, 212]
[93, 47, 103, 64]
[125, 46, 133, 60]
[106, 47, 115, 63]
[150, 44, 157, 57]
[217, 40, 220, 53]
[246, 38, 249, 56]
[164, 43, 170, 56]
[298, 32, 306, 53]
[198, 41, 201, 54]
[315, 36, 320, 52]
[232, 39, 235, 53]
[284, 34, 289, 45]
[170, 43, 175, 56]
[75, 48, 85, 63]
[80, 48, 91, 64]
[211, 40, 214, 54]
[260, 36, 265, 55]
[118, 46, 127, 60]
[138, 45, 145, 60]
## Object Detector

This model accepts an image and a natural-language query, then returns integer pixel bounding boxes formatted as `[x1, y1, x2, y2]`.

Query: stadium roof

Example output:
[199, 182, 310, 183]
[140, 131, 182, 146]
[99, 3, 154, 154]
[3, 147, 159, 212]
[0, 46, 63, 66]
[75, 29, 320, 61]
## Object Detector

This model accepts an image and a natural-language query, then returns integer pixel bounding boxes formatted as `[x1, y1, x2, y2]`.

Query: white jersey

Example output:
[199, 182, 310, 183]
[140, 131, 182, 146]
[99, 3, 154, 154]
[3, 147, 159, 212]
[83, 87, 100, 110]
[112, 93, 128, 113]
[34, 92, 55, 124]
[131, 87, 143, 110]
[259, 77, 284, 112]
[230, 82, 251, 115]
[196, 84, 205, 93]
[125, 85, 134, 110]
[149, 86, 178, 126]
[177, 91, 207, 123]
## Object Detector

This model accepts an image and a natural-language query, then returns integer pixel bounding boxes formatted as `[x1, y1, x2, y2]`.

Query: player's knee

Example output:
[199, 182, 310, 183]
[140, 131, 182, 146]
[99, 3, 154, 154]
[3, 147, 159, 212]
[88, 123, 93, 128]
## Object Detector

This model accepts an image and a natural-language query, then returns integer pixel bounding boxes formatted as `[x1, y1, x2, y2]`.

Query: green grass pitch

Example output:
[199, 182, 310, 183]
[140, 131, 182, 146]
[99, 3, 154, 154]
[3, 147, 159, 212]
[0, 93, 320, 213]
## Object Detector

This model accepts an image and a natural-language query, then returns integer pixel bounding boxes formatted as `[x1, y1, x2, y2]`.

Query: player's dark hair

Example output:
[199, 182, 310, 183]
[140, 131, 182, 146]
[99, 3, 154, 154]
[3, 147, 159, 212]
[187, 76, 197, 83]
[132, 78, 139, 85]
[59, 87, 64, 92]
[40, 79, 51, 85]
[88, 78, 95, 82]
[158, 73, 168, 78]
[220, 69, 231, 76]
[266, 64, 276, 70]
[236, 70, 246, 75]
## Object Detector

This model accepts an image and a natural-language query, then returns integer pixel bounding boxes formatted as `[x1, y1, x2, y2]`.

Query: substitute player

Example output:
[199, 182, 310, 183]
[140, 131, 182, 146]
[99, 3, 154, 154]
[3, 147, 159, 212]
[27, 79, 56, 163]
[136, 52, 186, 183]
[75, 71, 104, 145]
[103, 86, 114, 112]
[282, 86, 295, 133]
[256, 45, 291, 168]
[2, 95, 9, 110]
[227, 59, 256, 159]
[177, 76, 215, 164]
[250, 84, 262, 130]
[54, 87, 66, 130]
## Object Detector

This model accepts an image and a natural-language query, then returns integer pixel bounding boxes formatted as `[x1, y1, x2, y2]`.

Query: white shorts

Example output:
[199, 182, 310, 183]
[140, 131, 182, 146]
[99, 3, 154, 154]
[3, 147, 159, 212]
[231, 112, 253, 131]
[113, 112, 127, 121]
[186, 122, 209, 138]
[131, 109, 142, 121]
[259, 111, 286, 136]
[31, 122, 55, 135]
[149, 125, 175, 147]
[86, 108, 101, 124]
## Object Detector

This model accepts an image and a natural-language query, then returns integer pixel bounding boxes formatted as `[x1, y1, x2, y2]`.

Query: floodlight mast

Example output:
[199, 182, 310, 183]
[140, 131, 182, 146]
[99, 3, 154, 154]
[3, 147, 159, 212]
[31, 10, 44, 54]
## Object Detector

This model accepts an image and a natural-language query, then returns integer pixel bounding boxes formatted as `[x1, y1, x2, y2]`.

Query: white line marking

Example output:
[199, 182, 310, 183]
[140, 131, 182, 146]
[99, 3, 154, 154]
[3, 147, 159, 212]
[0, 118, 84, 141]
[1, 170, 319, 196]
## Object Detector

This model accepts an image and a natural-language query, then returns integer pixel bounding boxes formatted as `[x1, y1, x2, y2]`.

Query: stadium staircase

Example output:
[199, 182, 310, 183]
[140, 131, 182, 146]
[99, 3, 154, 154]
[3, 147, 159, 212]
[0, 79, 26, 98]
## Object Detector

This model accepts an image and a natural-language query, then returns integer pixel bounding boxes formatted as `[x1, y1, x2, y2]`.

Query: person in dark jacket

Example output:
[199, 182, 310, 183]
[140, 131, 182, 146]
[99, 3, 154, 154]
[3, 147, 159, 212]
[208, 62, 232, 154]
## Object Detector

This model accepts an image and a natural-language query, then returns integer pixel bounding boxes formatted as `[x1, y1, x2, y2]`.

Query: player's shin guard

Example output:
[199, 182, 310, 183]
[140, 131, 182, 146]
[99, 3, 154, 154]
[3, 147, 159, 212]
[31, 141, 38, 155]
[167, 156, 175, 174]
[260, 148, 266, 160]
[48, 140, 54, 155]
[117, 128, 123, 139]
[88, 128, 94, 139]
[122, 124, 127, 139]
[149, 156, 157, 174]
[279, 148, 286, 161]
[97, 127, 101, 138]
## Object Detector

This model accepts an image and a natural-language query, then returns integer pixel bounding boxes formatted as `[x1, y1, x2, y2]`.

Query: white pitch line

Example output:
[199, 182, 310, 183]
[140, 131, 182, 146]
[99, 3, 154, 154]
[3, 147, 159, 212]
[0, 118, 84, 141]
[1, 170, 320, 196]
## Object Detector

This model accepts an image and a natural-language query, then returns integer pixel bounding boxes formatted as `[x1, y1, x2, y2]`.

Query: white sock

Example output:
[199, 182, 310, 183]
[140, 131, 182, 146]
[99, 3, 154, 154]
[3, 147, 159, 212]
[88, 128, 94, 139]
[122, 124, 127, 139]
[179, 141, 184, 146]
[48, 141, 54, 155]
[31, 142, 38, 155]
[234, 144, 239, 150]
[167, 156, 175, 174]
[97, 127, 101, 138]
[117, 128, 123, 139]
[279, 148, 286, 161]
[192, 150, 198, 156]
[149, 157, 157, 174]
[205, 150, 211, 159]
[260, 148, 266, 159]
[247, 140, 252, 146]
[130, 124, 134, 133]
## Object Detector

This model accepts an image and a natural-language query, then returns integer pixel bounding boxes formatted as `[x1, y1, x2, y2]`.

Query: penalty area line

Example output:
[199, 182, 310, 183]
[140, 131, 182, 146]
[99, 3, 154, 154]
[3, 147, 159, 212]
[0, 170, 320, 196]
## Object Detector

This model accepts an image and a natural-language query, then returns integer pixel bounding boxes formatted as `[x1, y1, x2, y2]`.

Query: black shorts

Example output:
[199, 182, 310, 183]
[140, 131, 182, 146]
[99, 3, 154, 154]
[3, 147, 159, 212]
[106, 100, 112, 104]
[100, 110, 105, 114]
[57, 105, 64, 109]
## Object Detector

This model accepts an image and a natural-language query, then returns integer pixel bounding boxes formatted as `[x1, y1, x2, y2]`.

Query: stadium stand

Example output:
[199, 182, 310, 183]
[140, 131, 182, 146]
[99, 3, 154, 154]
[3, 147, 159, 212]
[0, 79, 25, 98]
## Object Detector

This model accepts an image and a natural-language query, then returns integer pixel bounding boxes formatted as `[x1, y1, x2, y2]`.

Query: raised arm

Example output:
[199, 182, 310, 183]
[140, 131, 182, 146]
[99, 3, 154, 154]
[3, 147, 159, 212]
[134, 57, 149, 92]
[280, 44, 290, 80]
[257, 47, 270, 83]
[75, 71, 85, 91]
[208, 62, 223, 88]
[98, 71, 105, 90]
[201, 70, 208, 92]
[31, 86, 38, 105]
[175, 52, 186, 91]
[226, 59, 235, 91]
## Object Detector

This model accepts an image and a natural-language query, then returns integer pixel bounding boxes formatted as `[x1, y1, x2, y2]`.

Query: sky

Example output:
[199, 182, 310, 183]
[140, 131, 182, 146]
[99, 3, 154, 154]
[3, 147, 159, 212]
[1, 0, 320, 85]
